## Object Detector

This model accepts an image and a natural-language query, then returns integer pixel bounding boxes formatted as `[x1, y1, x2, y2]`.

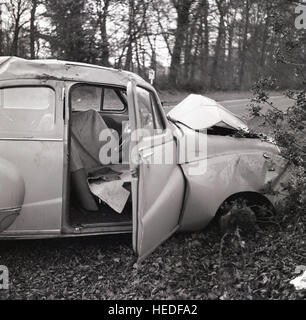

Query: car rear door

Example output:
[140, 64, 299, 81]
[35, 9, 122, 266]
[0, 80, 65, 236]
[127, 79, 185, 261]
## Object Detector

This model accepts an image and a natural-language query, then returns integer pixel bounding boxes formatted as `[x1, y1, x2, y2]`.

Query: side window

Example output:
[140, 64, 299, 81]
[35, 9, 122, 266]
[71, 85, 127, 113]
[103, 88, 125, 111]
[0, 86, 56, 138]
[71, 85, 101, 112]
[137, 87, 164, 132]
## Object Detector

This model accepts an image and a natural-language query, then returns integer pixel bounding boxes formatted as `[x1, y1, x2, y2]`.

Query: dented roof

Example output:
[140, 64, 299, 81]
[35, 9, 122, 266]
[0, 56, 150, 88]
[168, 94, 248, 131]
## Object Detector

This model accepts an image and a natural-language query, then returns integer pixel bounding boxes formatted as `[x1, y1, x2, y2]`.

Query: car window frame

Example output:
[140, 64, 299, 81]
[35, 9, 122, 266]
[0, 83, 60, 140]
[136, 86, 167, 132]
[101, 87, 127, 113]
[70, 83, 128, 115]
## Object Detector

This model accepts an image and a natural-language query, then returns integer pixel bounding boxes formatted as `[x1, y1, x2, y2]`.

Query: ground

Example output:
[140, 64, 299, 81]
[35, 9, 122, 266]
[0, 221, 304, 300]
[0, 91, 305, 300]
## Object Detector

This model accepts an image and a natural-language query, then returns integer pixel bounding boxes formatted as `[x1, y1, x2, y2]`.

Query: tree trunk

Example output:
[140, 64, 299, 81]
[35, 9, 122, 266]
[199, 0, 209, 87]
[238, 0, 251, 89]
[99, 0, 110, 67]
[227, 7, 238, 67]
[227, 25, 234, 66]
[169, 0, 194, 87]
[125, 0, 134, 71]
[9, 0, 26, 56]
[30, 0, 38, 59]
[185, 7, 200, 81]
[0, 4, 3, 56]
[260, 3, 272, 70]
[226, 7, 238, 89]
[11, 22, 20, 56]
[189, 22, 201, 83]
[203, 0, 209, 74]
[210, 0, 226, 90]
[184, 31, 190, 79]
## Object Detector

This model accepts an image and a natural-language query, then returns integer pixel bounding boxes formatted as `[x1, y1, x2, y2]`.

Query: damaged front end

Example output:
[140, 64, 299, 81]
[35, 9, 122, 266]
[168, 94, 290, 231]
[167, 94, 249, 132]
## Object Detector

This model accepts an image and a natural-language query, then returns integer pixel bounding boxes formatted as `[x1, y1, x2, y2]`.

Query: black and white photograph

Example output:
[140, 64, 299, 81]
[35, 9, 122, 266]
[0, 0, 305, 306]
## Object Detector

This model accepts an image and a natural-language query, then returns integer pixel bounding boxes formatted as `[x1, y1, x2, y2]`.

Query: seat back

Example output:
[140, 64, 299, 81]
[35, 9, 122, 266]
[70, 109, 116, 173]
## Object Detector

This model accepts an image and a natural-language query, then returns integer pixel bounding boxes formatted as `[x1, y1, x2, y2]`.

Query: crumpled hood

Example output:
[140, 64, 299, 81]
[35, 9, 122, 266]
[167, 94, 248, 131]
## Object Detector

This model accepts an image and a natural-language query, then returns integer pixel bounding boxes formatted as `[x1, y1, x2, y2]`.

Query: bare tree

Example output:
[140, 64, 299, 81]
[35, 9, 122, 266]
[151, 0, 173, 57]
[201, 0, 210, 85]
[238, 0, 251, 89]
[184, 4, 200, 81]
[259, 1, 273, 70]
[44, 0, 87, 62]
[124, 0, 135, 70]
[6, 0, 30, 56]
[95, 0, 110, 66]
[169, 0, 195, 87]
[29, 0, 38, 59]
[210, 0, 227, 89]
[0, 0, 301, 92]
[123, 0, 148, 72]
[0, 2, 4, 56]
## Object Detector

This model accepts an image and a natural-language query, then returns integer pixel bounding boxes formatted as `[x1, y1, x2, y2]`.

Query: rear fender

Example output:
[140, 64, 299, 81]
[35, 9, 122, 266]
[0, 157, 25, 232]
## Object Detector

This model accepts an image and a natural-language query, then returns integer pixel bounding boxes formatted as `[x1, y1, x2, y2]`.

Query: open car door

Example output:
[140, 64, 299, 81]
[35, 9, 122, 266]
[127, 79, 185, 262]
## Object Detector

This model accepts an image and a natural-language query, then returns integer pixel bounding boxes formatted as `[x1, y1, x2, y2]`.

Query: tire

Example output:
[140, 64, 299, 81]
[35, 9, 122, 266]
[218, 198, 257, 235]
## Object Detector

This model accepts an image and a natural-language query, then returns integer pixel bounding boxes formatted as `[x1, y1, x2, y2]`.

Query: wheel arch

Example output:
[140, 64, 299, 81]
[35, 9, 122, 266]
[215, 191, 275, 217]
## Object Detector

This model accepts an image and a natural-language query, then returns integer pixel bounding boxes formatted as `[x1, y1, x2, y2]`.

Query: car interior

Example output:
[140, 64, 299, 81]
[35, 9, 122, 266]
[68, 84, 133, 228]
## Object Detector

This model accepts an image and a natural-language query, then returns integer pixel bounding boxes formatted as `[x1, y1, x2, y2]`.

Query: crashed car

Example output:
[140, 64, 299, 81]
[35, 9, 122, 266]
[0, 57, 289, 261]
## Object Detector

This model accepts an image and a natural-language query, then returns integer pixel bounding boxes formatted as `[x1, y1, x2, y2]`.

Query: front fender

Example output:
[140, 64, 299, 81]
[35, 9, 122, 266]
[179, 151, 289, 231]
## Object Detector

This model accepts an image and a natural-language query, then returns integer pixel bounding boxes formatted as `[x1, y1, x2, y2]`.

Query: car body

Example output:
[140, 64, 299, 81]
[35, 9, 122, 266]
[0, 57, 289, 261]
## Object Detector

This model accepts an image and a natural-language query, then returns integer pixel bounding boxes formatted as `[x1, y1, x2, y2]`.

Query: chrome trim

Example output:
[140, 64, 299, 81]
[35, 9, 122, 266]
[0, 138, 64, 142]
[0, 230, 132, 240]
[0, 207, 21, 213]
[2, 229, 60, 235]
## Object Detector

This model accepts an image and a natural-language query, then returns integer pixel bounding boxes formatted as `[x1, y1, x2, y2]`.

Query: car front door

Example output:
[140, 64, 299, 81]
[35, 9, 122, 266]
[127, 79, 185, 261]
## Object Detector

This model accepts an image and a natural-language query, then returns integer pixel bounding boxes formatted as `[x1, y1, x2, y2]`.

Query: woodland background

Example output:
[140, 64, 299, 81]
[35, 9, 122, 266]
[0, 0, 305, 91]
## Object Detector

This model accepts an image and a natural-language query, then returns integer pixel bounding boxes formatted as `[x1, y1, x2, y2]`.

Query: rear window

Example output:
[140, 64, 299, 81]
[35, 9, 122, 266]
[0, 87, 56, 138]
[1, 87, 52, 110]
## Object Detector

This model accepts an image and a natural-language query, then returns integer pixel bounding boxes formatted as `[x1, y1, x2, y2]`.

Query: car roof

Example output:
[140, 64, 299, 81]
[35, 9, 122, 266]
[0, 56, 151, 88]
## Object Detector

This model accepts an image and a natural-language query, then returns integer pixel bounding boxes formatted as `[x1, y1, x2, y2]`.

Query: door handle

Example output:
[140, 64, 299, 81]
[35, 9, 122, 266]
[141, 151, 154, 159]
[139, 151, 154, 162]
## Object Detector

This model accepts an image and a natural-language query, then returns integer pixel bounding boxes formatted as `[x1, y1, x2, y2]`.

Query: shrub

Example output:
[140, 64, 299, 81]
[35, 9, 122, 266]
[250, 77, 306, 221]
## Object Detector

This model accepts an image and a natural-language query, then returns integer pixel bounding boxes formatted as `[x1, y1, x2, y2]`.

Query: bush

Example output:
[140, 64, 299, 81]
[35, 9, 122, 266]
[250, 77, 306, 221]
